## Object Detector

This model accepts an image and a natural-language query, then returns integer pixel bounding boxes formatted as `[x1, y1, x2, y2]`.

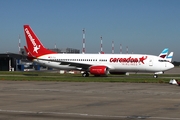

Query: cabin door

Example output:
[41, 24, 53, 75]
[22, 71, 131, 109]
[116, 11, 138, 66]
[149, 58, 153, 66]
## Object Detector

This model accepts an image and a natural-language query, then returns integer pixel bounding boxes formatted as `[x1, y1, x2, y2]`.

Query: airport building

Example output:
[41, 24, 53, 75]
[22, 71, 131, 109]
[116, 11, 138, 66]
[0, 53, 26, 71]
[0, 47, 80, 71]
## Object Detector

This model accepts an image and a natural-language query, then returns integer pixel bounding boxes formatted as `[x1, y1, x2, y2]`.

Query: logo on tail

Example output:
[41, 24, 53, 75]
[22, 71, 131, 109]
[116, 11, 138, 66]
[159, 48, 168, 58]
[25, 28, 40, 53]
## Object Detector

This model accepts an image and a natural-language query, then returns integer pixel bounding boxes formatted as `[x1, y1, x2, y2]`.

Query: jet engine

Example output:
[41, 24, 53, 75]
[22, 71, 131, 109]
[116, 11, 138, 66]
[89, 66, 108, 75]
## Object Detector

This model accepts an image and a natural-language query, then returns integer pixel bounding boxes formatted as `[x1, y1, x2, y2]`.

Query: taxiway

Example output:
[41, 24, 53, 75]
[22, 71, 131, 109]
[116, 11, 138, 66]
[0, 81, 180, 120]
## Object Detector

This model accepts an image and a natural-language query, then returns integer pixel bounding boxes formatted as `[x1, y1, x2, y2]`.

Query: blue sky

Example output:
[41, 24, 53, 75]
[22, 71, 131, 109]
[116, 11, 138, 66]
[0, 0, 180, 61]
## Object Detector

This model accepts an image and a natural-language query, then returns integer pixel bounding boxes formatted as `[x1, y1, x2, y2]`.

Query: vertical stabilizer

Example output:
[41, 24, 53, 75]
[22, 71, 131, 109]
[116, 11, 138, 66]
[166, 52, 173, 62]
[159, 48, 168, 58]
[24, 25, 56, 57]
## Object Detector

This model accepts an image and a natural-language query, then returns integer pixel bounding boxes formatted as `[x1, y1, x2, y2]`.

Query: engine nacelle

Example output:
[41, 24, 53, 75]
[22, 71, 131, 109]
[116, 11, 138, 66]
[89, 66, 108, 75]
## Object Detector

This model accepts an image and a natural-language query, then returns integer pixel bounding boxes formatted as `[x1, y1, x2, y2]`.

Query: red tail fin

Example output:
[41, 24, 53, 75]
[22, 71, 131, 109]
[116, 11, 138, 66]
[24, 25, 56, 57]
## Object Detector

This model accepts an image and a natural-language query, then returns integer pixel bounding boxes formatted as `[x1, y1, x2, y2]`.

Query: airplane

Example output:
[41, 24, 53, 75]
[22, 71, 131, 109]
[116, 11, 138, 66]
[23, 25, 174, 78]
[24, 46, 172, 76]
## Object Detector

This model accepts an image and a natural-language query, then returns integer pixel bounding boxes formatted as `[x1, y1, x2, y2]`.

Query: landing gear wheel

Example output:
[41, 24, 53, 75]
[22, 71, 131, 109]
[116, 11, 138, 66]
[82, 72, 89, 77]
[153, 74, 158, 78]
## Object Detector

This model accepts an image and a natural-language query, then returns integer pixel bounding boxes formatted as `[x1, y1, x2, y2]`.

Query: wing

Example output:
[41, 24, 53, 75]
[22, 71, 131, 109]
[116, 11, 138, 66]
[60, 61, 92, 69]
[37, 58, 92, 70]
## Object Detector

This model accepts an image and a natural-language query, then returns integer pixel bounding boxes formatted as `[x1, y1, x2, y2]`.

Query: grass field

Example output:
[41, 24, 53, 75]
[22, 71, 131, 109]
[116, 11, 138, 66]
[0, 71, 179, 83]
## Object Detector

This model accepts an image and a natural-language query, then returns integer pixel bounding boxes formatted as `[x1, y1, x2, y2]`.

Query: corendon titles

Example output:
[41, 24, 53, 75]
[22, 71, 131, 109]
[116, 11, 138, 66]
[110, 56, 147, 65]
[25, 28, 37, 47]
[25, 28, 41, 53]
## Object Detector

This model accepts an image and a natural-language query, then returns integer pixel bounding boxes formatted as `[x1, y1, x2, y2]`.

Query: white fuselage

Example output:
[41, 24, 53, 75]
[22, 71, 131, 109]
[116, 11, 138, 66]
[32, 53, 174, 73]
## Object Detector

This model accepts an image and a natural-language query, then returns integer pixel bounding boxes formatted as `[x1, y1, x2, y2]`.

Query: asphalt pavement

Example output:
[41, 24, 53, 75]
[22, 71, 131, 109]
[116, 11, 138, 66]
[0, 80, 180, 120]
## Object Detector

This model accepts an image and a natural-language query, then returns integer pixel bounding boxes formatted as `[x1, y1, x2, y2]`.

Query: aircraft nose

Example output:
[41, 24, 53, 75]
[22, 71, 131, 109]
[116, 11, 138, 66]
[168, 62, 174, 69]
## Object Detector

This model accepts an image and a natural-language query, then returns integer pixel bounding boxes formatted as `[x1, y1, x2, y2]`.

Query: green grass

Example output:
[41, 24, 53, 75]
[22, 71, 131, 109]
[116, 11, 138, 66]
[0, 71, 179, 83]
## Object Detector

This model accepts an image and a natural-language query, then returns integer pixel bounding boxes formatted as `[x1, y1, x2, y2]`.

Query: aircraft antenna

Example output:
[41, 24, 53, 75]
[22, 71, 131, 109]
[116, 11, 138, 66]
[82, 28, 85, 54]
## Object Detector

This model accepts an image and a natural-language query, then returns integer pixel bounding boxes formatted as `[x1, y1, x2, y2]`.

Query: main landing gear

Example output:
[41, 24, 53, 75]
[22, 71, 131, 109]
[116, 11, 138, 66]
[82, 72, 89, 77]
[153, 74, 158, 78]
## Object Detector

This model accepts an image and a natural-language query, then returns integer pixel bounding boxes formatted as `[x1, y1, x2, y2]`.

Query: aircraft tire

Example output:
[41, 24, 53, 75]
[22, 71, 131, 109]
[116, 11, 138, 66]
[82, 72, 89, 77]
[153, 74, 158, 78]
